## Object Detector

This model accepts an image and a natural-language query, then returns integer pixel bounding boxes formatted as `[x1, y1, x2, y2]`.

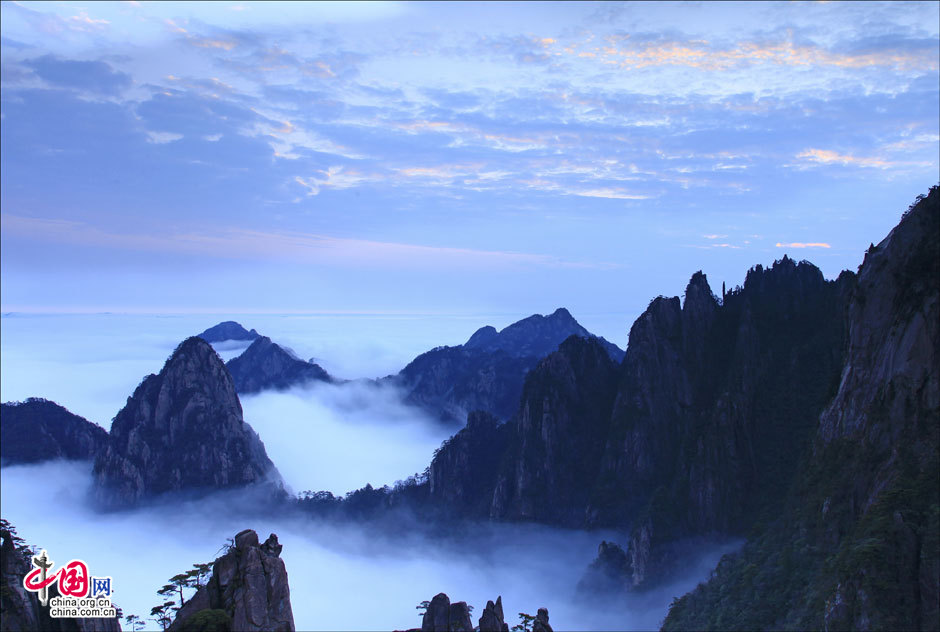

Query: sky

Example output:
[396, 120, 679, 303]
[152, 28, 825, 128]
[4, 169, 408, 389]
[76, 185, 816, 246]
[1, 0, 938, 342]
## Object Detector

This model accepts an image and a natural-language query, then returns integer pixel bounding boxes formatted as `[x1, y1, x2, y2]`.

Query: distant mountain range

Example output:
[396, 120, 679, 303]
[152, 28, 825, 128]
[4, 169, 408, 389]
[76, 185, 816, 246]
[194, 307, 623, 424]
[387, 307, 623, 424]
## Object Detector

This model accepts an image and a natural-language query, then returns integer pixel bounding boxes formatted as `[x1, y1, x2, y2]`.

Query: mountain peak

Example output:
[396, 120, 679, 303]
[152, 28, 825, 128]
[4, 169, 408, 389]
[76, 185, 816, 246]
[549, 306, 575, 321]
[226, 336, 331, 394]
[197, 321, 260, 343]
[92, 336, 277, 508]
[463, 308, 622, 362]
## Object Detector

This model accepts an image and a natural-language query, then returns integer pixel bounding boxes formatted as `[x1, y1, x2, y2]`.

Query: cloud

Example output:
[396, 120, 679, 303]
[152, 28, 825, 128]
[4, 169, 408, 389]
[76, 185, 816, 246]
[775, 242, 831, 249]
[547, 33, 939, 73]
[796, 148, 892, 169]
[242, 382, 450, 494]
[1, 214, 618, 271]
[24, 55, 131, 95]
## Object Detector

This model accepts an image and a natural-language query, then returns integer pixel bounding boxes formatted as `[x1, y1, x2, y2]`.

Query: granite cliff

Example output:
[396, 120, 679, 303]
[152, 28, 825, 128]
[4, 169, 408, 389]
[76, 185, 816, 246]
[0, 399, 108, 466]
[92, 337, 279, 509]
[663, 185, 939, 630]
[170, 529, 294, 632]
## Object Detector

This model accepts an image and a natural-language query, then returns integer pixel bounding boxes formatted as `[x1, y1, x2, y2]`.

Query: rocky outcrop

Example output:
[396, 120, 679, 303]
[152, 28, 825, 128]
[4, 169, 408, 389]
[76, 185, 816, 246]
[478, 596, 509, 632]
[197, 321, 260, 343]
[427, 411, 509, 515]
[532, 608, 553, 632]
[391, 308, 623, 424]
[92, 337, 278, 508]
[170, 529, 294, 632]
[0, 398, 108, 466]
[1, 521, 121, 632]
[490, 336, 619, 525]
[576, 541, 632, 597]
[663, 186, 939, 630]
[225, 336, 331, 394]
[420, 593, 473, 632]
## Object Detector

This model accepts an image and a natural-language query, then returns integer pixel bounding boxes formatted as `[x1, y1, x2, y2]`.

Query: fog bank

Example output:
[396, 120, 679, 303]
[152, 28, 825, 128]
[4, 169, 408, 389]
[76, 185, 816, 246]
[0, 462, 737, 630]
[242, 380, 451, 494]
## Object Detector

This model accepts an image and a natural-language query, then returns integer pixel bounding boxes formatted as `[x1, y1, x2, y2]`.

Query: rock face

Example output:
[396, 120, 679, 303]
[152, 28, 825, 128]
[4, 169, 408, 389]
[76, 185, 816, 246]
[92, 337, 278, 508]
[197, 321, 260, 343]
[0, 522, 121, 632]
[427, 411, 509, 515]
[420, 593, 473, 632]
[490, 335, 620, 525]
[663, 186, 939, 629]
[532, 608, 553, 632]
[393, 308, 623, 424]
[478, 596, 509, 632]
[0, 398, 108, 466]
[597, 258, 852, 586]
[421, 263, 850, 588]
[171, 529, 294, 632]
[225, 336, 331, 394]
[576, 541, 632, 597]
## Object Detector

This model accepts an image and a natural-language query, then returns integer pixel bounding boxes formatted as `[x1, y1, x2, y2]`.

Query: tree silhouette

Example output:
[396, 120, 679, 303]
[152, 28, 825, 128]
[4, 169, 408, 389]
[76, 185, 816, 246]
[150, 601, 175, 631]
[512, 612, 536, 632]
[124, 613, 144, 631]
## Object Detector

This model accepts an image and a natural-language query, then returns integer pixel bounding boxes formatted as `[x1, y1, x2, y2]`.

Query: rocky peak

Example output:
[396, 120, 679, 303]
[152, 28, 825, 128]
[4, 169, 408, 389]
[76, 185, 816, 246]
[0, 398, 109, 466]
[197, 320, 261, 343]
[576, 540, 632, 596]
[170, 529, 294, 632]
[93, 336, 278, 508]
[742, 257, 826, 311]
[464, 325, 498, 349]
[478, 596, 509, 632]
[681, 272, 719, 373]
[461, 307, 623, 362]
[421, 593, 473, 632]
[532, 607, 554, 632]
[226, 336, 332, 394]
[682, 271, 718, 318]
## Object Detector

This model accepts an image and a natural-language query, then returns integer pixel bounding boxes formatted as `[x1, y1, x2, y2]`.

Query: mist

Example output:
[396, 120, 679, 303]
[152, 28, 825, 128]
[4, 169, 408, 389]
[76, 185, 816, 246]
[0, 461, 738, 631]
[242, 380, 452, 494]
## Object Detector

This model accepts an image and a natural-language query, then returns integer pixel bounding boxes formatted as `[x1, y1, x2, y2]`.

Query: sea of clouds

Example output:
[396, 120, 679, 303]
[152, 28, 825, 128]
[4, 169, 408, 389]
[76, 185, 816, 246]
[0, 312, 730, 630]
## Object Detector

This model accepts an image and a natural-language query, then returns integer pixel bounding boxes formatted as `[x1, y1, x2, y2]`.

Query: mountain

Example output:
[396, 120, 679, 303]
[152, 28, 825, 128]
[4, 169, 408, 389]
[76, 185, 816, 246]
[0, 398, 109, 466]
[169, 529, 295, 632]
[464, 308, 624, 362]
[391, 308, 624, 424]
[92, 336, 279, 508]
[197, 320, 261, 343]
[418, 254, 848, 551]
[662, 185, 939, 630]
[225, 336, 332, 394]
